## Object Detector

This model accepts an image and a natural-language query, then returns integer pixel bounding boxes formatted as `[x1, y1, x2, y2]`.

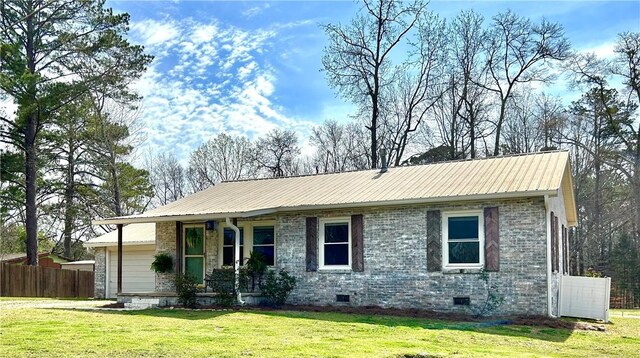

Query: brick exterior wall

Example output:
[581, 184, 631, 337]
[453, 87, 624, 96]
[153, 197, 550, 315]
[93, 247, 106, 298]
[155, 222, 176, 292]
[277, 198, 548, 315]
[155, 222, 218, 292]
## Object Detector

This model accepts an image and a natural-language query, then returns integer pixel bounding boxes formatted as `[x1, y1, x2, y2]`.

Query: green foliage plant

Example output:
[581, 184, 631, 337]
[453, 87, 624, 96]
[150, 253, 173, 273]
[175, 272, 198, 308]
[260, 269, 296, 307]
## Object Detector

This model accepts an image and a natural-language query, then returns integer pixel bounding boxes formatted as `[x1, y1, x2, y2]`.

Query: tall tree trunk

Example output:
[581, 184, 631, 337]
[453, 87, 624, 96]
[493, 101, 507, 156]
[111, 156, 122, 217]
[24, 1, 38, 265]
[594, 111, 604, 270]
[25, 114, 38, 265]
[469, 112, 476, 159]
[371, 87, 379, 169]
[63, 150, 74, 257]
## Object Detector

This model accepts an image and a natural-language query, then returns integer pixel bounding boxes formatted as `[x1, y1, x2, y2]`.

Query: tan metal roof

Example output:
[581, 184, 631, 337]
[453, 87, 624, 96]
[94, 151, 577, 226]
[84, 223, 156, 247]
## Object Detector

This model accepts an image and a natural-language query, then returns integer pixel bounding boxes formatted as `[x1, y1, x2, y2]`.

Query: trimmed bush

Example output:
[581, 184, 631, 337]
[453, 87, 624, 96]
[260, 269, 296, 307]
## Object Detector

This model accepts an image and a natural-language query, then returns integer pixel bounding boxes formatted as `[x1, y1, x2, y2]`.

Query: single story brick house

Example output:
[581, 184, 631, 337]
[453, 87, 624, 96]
[92, 151, 576, 316]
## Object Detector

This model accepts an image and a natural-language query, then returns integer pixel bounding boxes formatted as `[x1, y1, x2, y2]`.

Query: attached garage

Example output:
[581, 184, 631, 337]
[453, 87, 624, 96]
[106, 244, 155, 298]
[85, 223, 156, 299]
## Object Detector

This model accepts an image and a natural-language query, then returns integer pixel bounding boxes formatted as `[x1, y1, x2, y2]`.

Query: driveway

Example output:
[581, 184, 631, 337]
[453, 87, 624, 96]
[0, 298, 112, 310]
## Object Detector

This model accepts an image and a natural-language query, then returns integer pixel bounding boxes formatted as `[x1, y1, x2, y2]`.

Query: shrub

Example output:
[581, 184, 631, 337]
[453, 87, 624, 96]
[207, 268, 236, 307]
[150, 253, 173, 273]
[175, 272, 198, 308]
[260, 269, 296, 307]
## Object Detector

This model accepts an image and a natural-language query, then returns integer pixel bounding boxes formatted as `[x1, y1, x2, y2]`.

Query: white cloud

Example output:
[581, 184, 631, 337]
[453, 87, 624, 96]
[128, 16, 317, 164]
[130, 19, 181, 47]
[242, 3, 271, 19]
[580, 41, 616, 59]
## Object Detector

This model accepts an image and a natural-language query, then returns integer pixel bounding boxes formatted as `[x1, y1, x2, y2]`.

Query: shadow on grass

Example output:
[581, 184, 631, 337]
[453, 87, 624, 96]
[56, 305, 576, 343]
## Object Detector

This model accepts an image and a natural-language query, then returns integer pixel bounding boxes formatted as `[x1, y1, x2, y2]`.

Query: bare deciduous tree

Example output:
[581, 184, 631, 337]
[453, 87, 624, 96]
[310, 120, 369, 173]
[251, 129, 300, 178]
[187, 133, 255, 191]
[321, 0, 425, 168]
[146, 152, 187, 207]
[379, 11, 448, 166]
[481, 10, 570, 155]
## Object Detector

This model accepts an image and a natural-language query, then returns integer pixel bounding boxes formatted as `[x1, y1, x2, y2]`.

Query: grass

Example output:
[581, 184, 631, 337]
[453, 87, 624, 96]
[0, 300, 638, 357]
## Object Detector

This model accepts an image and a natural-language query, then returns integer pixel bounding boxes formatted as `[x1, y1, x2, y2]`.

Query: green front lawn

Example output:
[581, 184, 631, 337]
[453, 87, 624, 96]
[1, 301, 638, 357]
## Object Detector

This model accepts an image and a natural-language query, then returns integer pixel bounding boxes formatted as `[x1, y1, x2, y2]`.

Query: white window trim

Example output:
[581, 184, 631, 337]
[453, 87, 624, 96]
[218, 221, 277, 268]
[442, 210, 485, 270]
[319, 217, 352, 270]
[183, 224, 206, 284]
[252, 223, 277, 266]
[219, 224, 245, 268]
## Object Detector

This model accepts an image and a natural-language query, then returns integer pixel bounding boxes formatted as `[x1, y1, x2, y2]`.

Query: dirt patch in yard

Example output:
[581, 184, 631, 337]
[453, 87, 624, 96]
[167, 303, 591, 330]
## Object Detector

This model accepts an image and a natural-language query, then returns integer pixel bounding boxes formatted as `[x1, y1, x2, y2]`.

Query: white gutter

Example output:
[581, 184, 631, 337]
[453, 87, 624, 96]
[544, 195, 555, 318]
[226, 217, 245, 305]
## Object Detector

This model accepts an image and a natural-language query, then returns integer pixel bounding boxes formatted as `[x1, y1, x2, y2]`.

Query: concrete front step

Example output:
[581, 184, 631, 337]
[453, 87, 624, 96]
[124, 297, 160, 309]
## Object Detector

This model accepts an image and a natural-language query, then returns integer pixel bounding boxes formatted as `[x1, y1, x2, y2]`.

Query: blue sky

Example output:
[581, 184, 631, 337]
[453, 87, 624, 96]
[106, 0, 640, 163]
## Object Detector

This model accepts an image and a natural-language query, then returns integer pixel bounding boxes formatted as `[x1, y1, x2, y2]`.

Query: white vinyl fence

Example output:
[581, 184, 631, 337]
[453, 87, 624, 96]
[560, 276, 611, 322]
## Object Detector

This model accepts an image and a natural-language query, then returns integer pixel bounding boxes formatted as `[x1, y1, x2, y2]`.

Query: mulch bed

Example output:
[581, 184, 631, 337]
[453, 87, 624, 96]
[150, 303, 604, 331]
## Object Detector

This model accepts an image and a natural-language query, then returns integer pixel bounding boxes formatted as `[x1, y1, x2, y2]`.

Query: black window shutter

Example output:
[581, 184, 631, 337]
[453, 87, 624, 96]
[306, 217, 318, 272]
[426, 210, 441, 272]
[351, 214, 364, 272]
[484, 207, 500, 272]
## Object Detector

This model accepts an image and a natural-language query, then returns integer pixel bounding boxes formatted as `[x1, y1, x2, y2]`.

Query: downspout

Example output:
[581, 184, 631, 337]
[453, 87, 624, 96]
[226, 217, 245, 305]
[544, 195, 554, 317]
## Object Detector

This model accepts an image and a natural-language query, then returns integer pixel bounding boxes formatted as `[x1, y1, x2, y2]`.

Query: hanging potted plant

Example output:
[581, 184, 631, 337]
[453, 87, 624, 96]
[151, 252, 174, 273]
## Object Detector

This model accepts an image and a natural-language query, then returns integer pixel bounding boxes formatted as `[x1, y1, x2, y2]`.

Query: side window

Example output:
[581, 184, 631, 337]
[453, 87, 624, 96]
[443, 212, 484, 269]
[252, 226, 275, 266]
[319, 218, 351, 269]
[222, 227, 244, 266]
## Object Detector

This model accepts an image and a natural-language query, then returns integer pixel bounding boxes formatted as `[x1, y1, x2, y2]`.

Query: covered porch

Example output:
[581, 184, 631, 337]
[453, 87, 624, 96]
[100, 213, 274, 305]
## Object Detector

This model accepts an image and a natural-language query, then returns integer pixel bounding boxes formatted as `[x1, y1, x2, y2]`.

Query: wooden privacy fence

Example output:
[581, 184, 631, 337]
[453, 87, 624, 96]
[0, 262, 94, 298]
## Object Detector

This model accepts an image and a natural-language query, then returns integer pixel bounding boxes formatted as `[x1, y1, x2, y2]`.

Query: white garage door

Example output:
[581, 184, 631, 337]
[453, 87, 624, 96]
[107, 245, 156, 298]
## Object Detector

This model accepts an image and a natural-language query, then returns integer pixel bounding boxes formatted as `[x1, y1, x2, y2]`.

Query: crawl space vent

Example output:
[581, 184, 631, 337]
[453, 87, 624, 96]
[453, 297, 470, 305]
[336, 294, 350, 303]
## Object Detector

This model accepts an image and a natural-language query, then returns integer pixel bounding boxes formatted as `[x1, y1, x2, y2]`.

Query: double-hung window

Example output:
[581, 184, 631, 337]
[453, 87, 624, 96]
[442, 211, 484, 269]
[319, 218, 351, 269]
[220, 223, 276, 267]
[183, 225, 205, 284]
[222, 227, 244, 266]
[252, 226, 275, 266]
